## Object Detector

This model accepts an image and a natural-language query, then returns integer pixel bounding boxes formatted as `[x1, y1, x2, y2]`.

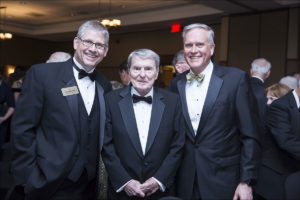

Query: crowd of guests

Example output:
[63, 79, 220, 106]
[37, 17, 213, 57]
[0, 19, 299, 200]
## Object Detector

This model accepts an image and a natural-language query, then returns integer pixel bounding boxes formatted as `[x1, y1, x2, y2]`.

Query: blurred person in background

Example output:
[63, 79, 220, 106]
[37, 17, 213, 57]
[46, 51, 71, 63]
[8, 67, 26, 103]
[255, 82, 300, 200]
[249, 58, 271, 123]
[264, 83, 291, 106]
[279, 76, 298, 90]
[0, 69, 15, 150]
[172, 50, 190, 75]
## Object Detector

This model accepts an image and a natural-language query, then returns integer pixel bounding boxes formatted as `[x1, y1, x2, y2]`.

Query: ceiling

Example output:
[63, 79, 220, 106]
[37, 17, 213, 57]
[0, 0, 299, 41]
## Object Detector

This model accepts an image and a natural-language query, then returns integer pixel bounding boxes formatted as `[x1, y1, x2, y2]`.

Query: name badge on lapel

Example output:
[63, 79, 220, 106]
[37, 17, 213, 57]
[61, 86, 79, 96]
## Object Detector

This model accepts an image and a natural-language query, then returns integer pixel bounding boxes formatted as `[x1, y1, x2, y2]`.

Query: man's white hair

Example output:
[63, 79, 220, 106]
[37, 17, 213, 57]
[251, 58, 271, 76]
[279, 76, 298, 90]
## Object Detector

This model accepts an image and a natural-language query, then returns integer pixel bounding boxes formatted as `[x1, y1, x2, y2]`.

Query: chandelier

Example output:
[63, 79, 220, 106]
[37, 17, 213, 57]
[99, 0, 121, 28]
[101, 18, 121, 27]
[0, 6, 12, 40]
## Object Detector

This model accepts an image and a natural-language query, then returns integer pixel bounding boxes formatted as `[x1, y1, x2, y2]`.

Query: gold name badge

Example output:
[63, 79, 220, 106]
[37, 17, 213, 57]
[61, 86, 79, 96]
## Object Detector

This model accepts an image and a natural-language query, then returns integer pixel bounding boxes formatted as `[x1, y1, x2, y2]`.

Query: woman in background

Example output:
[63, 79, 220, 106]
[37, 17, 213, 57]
[264, 83, 290, 106]
[0, 69, 15, 149]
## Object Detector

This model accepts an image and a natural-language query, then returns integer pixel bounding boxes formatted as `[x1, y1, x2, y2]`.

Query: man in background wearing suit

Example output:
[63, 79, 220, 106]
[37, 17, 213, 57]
[256, 84, 300, 199]
[249, 58, 271, 121]
[102, 49, 185, 199]
[169, 23, 261, 200]
[11, 20, 112, 200]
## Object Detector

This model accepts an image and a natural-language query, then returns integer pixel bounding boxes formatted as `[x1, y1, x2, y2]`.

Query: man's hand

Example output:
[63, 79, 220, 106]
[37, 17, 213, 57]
[124, 180, 145, 197]
[233, 182, 253, 200]
[140, 177, 159, 196]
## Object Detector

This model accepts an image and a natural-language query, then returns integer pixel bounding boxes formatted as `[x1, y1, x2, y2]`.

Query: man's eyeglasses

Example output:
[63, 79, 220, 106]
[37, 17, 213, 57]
[78, 38, 106, 50]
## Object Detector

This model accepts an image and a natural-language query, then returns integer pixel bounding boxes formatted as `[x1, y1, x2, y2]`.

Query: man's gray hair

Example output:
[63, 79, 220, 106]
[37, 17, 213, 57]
[279, 76, 298, 90]
[251, 58, 271, 76]
[77, 20, 109, 46]
[182, 23, 215, 44]
[172, 50, 186, 67]
[127, 49, 160, 69]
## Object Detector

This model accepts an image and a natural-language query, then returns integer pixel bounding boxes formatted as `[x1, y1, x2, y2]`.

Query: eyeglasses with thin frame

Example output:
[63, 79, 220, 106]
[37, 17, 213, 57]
[78, 37, 106, 50]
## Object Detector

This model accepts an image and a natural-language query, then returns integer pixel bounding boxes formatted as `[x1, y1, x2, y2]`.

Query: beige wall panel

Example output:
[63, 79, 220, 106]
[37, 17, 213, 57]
[228, 14, 260, 72]
[260, 10, 288, 85]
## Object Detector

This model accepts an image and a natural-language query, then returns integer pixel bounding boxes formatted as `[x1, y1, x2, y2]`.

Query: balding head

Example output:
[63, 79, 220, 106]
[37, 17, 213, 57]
[47, 52, 71, 63]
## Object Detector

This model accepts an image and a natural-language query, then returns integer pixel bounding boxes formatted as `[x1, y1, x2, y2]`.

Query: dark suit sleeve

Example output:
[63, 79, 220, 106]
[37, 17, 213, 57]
[267, 101, 300, 160]
[169, 77, 179, 93]
[101, 96, 132, 191]
[235, 73, 261, 182]
[152, 97, 185, 188]
[11, 66, 44, 185]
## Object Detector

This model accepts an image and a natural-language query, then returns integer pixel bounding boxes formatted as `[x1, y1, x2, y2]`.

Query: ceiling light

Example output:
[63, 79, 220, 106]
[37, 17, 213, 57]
[0, 6, 13, 40]
[99, 0, 121, 28]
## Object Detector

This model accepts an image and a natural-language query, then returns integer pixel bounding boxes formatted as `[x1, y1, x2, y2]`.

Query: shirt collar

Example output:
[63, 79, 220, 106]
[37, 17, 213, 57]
[292, 89, 300, 108]
[131, 86, 153, 98]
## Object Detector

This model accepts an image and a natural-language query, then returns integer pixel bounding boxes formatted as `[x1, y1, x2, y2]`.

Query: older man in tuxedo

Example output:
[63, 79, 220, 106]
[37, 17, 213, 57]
[169, 23, 261, 200]
[102, 49, 185, 200]
[249, 58, 271, 120]
[11, 20, 112, 200]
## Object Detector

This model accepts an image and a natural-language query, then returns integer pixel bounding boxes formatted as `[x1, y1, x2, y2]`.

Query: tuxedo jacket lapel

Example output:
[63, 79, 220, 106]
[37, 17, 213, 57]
[61, 62, 80, 137]
[119, 88, 144, 158]
[95, 75, 105, 151]
[287, 92, 300, 134]
[145, 88, 165, 155]
[197, 67, 223, 134]
[177, 75, 195, 142]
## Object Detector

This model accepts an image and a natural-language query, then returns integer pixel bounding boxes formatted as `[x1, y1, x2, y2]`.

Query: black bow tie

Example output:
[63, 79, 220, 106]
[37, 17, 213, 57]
[73, 65, 96, 81]
[132, 94, 152, 104]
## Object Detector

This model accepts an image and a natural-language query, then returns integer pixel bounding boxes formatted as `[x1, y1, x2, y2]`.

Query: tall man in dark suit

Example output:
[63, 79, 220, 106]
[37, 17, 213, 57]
[249, 58, 271, 121]
[255, 85, 300, 199]
[169, 23, 261, 200]
[11, 20, 112, 200]
[102, 49, 185, 199]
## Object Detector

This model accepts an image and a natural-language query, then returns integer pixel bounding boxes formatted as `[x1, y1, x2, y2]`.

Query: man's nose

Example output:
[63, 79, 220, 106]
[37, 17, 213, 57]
[191, 44, 197, 53]
[139, 69, 146, 76]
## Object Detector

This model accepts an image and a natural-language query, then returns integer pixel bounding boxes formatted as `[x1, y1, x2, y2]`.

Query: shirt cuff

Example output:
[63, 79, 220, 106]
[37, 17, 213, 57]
[116, 180, 133, 193]
[152, 177, 166, 192]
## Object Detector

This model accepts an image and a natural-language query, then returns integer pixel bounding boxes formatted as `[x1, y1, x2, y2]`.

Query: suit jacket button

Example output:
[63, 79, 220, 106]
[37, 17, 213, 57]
[144, 162, 149, 166]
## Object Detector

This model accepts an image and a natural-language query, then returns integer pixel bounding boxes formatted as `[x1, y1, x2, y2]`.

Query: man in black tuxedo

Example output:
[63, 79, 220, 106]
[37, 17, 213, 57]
[249, 58, 271, 121]
[102, 49, 185, 199]
[169, 23, 261, 200]
[11, 20, 112, 200]
[255, 85, 300, 199]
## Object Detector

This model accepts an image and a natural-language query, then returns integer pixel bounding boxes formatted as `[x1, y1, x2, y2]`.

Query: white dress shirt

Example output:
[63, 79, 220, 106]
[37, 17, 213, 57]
[73, 57, 95, 115]
[131, 87, 153, 155]
[186, 61, 213, 134]
[116, 87, 165, 192]
[292, 89, 300, 108]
